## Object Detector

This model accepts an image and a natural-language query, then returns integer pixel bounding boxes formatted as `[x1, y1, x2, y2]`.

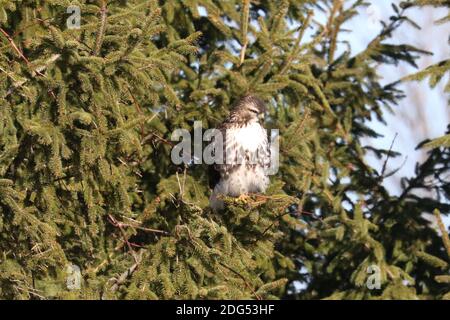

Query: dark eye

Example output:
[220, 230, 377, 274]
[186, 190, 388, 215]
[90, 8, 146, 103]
[249, 108, 259, 114]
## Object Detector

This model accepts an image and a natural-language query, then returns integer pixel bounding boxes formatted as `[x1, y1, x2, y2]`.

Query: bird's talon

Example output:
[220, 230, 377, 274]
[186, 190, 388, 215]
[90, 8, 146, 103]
[237, 194, 251, 202]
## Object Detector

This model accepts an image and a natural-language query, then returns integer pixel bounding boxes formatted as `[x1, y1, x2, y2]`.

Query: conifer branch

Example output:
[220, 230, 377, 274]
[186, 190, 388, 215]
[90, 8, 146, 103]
[435, 275, 450, 284]
[85, 242, 126, 275]
[279, 10, 313, 76]
[108, 214, 169, 237]
[107, 250, 144, 295]
[93, 0, 108, 56]
[434, 210, 450, 259]
[282, 109, 311, 154]
[108, 214, 140, 264]
[239, 0, 250, 66]
[0, 27, 31, 66]
[11, 280, 46, 300]
[327, 0, 343, 63]
[219, 262, 262, 300]
[0, 27, 57, 100]
[0, 27, 48, 79]
[127, 86, 146, 138]
[12, 17, 52, 38]
[141, 130, 174, 147]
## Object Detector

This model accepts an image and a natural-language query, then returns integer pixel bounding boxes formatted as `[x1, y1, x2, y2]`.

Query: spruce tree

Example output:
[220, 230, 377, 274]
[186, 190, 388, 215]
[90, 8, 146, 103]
[0, 0, 448, 300]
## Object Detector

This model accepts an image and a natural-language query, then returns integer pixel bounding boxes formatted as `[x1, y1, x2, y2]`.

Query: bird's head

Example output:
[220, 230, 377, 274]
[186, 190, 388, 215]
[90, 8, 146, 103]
[232, 94, 266, 123]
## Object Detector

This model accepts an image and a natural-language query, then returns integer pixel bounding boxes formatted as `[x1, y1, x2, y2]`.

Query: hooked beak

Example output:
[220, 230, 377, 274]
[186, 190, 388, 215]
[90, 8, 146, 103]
[258, 113, 265, 121]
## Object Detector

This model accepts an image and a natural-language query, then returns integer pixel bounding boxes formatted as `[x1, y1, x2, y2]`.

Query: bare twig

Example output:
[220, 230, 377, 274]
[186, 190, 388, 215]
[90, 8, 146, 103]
[0, 27, 57, 99]
[108, 214, 169, 235]
[108, 214, 140, 263]
[126, 86, 146, 139]
[219, 262, 262, 300]
[381, 133, 398, 177]
[14, 284, 46, 300]
[107, 250, 143, 294]
[175, 167, 187, 200]
[141, 130, 174, 147]
[382, 156, 408, 180]
[0, 27, 32, 66]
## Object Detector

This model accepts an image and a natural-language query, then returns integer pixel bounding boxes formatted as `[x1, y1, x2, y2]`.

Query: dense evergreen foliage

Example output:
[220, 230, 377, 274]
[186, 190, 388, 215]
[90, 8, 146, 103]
[0, 0, 448, 299]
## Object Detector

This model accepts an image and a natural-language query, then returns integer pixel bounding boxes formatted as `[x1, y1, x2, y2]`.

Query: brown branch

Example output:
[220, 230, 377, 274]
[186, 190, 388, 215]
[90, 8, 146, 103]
[141, 130, 174, 147]
[219, 262, 262, 300]
[127, 86, 145, 139]
[108, 214, 169, 235]
[106, 250, 143, 295]
[108, 214, 139, 263]
[0, 27, 56, 100]
[124, 222, 169, 235]
[0, 27, 31, 65]
[0, 27, 45, 78]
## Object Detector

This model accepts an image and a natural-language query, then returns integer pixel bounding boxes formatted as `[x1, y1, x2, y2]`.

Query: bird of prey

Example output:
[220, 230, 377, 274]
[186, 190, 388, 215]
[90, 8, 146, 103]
[209, 94, 271, 211]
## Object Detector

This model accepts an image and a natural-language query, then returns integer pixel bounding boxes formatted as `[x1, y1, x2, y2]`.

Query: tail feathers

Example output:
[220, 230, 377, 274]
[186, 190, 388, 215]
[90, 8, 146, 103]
[210, 182, 225, 211]
[209, 192, 224, 212]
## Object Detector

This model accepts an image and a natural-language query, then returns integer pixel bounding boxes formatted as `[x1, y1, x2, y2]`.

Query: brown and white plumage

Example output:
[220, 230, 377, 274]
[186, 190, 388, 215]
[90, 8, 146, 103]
[209, 95, 270, 211]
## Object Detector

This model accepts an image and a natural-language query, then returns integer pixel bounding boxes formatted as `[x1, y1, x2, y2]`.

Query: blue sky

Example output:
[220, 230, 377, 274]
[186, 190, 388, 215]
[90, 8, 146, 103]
[345, 1, 449, 193]
[342, 1, 450, 226]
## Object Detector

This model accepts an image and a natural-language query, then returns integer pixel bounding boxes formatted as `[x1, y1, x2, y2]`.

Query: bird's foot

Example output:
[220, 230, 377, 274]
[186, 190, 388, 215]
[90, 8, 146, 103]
[236, 194, 251, 203]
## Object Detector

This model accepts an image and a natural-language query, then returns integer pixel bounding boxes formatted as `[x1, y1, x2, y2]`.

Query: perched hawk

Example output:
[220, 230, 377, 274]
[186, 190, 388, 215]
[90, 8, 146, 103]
[209, 95, 271, 211]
